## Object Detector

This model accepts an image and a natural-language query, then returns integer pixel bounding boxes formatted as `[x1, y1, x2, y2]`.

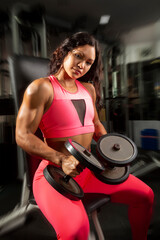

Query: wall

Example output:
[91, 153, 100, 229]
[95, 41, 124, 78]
[121, 19, 160, 63]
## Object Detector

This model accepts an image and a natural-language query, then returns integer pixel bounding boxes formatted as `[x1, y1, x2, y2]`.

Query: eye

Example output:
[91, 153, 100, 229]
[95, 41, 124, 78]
[74, 53, 82, 59]
[86, 61, 92, 66]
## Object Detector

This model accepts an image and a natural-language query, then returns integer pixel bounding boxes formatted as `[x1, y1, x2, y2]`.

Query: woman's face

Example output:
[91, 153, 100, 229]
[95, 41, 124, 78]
[62, 44, 96, 79]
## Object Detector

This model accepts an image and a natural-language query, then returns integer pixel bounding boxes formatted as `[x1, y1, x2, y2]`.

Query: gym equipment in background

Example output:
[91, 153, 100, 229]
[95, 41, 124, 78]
[11, 3, 47, 57]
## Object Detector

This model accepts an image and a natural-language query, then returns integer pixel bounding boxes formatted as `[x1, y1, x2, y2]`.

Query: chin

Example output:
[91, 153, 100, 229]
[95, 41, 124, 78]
[71, 74, 80, 79]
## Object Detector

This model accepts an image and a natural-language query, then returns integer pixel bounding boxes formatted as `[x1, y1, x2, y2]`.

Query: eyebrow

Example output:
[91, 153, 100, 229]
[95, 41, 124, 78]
[73, 50, 95, 62]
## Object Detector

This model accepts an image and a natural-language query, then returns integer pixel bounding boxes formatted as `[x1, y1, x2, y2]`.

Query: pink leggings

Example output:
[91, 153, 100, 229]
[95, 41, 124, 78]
[33, 160, 154, 240]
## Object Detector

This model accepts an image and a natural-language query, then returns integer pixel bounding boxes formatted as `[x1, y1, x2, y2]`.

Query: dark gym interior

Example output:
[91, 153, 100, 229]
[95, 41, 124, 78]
[0, 0, 160, 239]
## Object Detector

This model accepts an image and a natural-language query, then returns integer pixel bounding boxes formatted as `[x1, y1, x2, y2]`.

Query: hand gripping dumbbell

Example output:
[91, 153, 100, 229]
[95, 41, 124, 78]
[43, 133, 137, 201]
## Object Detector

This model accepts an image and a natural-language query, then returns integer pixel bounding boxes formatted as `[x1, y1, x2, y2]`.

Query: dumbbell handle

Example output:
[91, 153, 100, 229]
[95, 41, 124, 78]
[113, 143, 120, 150]
[63, 174, 71, 183]
[62, 146, 91, 183]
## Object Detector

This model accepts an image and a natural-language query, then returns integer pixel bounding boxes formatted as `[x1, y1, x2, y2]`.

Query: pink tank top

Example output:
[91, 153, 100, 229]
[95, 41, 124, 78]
[39, 75, 95, 138]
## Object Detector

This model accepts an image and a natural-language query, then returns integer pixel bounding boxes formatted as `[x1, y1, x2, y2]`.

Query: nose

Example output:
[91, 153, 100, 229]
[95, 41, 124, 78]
[78, 61, 85, 69]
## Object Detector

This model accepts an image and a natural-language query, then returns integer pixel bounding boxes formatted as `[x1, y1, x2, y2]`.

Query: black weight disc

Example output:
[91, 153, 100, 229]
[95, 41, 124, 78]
[43, 165, 84, 201]
[94, 165, 130, 185]
[97, 133, 137, 166]
[65, 139, 105, 174]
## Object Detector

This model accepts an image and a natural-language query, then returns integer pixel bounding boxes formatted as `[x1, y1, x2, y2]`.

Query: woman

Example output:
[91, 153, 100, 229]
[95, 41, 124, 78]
[16, 32, 154, 240]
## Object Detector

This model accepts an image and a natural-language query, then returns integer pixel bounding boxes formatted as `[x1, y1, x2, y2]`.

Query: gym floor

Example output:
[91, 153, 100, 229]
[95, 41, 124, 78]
[0, 167, 160, 240]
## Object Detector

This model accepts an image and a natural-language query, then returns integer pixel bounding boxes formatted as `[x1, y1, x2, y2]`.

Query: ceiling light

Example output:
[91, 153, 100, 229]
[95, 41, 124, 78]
[99, 15, 110, 25]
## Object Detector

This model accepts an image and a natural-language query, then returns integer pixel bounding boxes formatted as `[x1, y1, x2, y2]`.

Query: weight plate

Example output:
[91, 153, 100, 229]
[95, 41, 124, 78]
[43, 165, 84, 201]
[65, 139, 105, 173]
[94, 165, 130, 185]
[97, 133, 137, 166]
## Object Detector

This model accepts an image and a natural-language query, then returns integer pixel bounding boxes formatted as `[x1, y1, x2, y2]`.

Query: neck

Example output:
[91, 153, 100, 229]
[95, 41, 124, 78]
[55, 71, 76, 86]
[55, 72, 78, 92]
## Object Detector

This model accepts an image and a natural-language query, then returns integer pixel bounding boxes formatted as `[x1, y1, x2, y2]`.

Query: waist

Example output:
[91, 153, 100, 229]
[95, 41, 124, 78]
[45, 132, 94, 152]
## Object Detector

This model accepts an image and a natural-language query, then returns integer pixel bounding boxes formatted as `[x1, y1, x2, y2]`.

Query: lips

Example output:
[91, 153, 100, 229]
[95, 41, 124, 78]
[73, 68, 82, 75]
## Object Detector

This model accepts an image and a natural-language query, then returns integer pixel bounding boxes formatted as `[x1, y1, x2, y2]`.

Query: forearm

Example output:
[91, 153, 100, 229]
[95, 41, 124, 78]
[93, 121, 107, 142]
[16, 132, 62, 166]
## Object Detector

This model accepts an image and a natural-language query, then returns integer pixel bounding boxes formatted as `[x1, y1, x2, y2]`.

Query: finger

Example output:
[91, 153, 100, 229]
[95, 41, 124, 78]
[70, 162, 78, 169]
[76, 163, 85, 173]
[70, 170, 80, 178]
[70, 159, 79, 168]
[72, 158, 80, 166]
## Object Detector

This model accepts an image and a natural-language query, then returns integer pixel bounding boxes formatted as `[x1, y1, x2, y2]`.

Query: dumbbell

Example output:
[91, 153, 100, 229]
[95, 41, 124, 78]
[43, 139, 105, 201]
[95, 133, 137, 184]
[43, 133, 137, 201]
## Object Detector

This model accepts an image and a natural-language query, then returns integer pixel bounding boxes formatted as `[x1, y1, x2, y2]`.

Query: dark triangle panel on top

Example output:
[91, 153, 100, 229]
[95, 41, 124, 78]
[71, 99, 86, 126]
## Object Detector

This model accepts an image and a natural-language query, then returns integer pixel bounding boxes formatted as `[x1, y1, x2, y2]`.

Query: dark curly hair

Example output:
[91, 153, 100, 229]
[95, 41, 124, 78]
[50, 32, 103, 109]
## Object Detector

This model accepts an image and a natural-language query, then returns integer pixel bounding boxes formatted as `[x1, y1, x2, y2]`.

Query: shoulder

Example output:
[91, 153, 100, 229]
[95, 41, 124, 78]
[24, 77, 53, 104]
[26, 77, 52, 96]
[80, 81, 96, 102]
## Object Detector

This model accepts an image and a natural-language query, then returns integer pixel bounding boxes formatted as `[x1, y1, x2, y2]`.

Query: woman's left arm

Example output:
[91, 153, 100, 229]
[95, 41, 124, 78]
[93, 114, 107, 142]
[92, 92, 107, 142]
[83, 82, 107, 142]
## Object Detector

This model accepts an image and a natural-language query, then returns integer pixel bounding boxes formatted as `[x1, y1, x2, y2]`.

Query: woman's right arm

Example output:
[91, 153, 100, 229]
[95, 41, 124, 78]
[16, 78, 80, 177]
[16, 78, 61, 165]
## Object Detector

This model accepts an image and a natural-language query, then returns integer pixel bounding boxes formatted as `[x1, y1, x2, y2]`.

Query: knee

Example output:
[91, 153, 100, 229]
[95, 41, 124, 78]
[147, 188, 154, 206]
[72, 219, 89, 239]
[141, 187, 154, 208]
[73, 213, 90, 238]
[132, 185, 154, 208]
[60, 212, 90, 239]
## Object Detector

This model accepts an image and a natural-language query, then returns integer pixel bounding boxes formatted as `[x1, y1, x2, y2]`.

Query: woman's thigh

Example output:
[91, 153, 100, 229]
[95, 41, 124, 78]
[33, 161, 89, 239]
[82, 173, 154, 205]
